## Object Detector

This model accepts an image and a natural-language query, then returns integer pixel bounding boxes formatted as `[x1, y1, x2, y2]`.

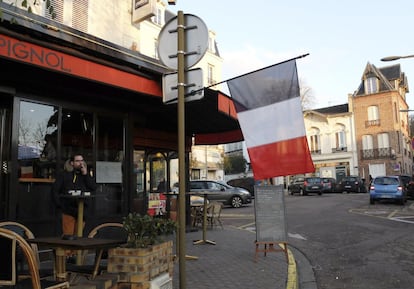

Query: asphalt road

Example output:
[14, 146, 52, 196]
[221, 193, 414, 289]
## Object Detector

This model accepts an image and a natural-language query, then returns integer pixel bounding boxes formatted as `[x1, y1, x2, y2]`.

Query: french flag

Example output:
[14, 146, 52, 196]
[227, 57, 315, 180]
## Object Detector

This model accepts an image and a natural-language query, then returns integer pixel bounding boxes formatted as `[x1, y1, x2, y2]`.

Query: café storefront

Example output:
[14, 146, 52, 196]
[0, 10, 241, 236]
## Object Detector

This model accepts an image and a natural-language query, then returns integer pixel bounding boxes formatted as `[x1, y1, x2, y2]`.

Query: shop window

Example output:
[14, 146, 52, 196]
[95, 115, 124, 215]
[18, 101, 58, 179]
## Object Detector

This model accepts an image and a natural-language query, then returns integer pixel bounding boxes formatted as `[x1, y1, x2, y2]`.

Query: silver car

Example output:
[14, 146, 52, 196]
[189, 180, 252, 208]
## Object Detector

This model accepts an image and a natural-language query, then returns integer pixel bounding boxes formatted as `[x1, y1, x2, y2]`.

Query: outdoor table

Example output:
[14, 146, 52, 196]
[29, 237, 125, 281]
[192, 191, 216, 245]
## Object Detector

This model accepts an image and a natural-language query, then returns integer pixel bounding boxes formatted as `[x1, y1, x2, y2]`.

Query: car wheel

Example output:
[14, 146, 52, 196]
[318, 191, 322, 195]
[231, 196, 243, 208]
[398, 198, 404, 206]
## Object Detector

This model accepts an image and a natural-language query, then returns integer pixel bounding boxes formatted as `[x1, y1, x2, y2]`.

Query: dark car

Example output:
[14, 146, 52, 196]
[369, 175, 407, 205]
[189, 180, 252, 208]
[321, 177, 337, 193]
[337, 176, 367, 193]
[407, 180, 414, 199]
[288, 177, 323, 196]
[395, 175, 414, 199]
[227, 177, 255, 198]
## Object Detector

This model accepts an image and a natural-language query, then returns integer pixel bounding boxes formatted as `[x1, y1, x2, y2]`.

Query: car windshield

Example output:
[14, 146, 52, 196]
[306, 178, 321, 183]
[374, 177, 399, 185]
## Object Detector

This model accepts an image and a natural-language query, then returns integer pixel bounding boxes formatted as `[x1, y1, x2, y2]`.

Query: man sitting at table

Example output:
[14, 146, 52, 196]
[52, 153, 96, 262]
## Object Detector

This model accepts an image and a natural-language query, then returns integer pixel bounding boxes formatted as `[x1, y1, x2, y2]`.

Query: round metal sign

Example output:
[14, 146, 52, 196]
[158, 14, 209, 70]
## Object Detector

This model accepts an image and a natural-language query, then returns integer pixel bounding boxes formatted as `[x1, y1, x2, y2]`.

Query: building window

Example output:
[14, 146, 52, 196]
[362, 134, 374, 158]
[362, 135, 373, 149]
[365, 76, 378, 94]
[154, 39, 158, 59]
[366, 105, 380, 127]
[333, 125, 347, 152]
[309, 128, 320, 154]
[45, 0, 89, 33]
[207, 64, 214, 85]
[208, 36, 214, 52]
[377, 133, 389, 148]
[152, 7, 163, 25]
[377, 133, 390, 157]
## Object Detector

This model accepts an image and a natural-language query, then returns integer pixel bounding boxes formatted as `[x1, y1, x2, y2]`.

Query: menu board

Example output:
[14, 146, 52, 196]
[254, 185, 287, 243]
[96, 161, 122, 183]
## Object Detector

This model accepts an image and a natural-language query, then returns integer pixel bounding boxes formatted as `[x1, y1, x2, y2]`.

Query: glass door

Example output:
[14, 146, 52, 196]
[0, 106, 11, 219]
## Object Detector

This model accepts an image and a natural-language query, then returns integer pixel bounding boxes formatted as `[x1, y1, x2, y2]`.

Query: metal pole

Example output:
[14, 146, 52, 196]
[177, 10, 187, 289]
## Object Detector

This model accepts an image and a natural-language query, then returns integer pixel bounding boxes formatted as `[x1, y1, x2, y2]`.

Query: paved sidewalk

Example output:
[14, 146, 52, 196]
[172, 225, 291, 289]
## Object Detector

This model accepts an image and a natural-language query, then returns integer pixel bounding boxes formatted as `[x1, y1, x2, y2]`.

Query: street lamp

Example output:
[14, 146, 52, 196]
[381, 54, 414, 61]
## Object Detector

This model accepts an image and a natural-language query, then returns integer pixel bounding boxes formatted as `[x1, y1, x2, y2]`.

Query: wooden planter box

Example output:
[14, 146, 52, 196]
[107, 240, 174, 289]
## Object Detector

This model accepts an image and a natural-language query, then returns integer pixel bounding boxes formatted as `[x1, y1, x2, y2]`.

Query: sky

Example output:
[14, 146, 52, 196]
[167, 0, 414, 109]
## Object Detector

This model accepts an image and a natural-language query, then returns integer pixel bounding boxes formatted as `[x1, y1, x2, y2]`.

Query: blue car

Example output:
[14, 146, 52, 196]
[369, 176, 407, 205]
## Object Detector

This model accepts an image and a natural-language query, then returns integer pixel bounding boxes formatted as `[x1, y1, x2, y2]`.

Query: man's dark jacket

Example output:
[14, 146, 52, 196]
[52, 170, 97, 218]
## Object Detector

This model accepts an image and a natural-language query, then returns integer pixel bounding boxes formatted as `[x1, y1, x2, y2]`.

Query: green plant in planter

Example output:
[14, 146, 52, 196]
[122, 213, 176, 248]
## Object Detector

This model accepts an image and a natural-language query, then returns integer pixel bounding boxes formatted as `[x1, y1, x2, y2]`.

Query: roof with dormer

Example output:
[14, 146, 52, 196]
[354, 63, 409, 96]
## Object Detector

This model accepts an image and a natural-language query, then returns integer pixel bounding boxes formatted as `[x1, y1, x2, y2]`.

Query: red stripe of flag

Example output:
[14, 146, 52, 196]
[247, 136, 314, 180]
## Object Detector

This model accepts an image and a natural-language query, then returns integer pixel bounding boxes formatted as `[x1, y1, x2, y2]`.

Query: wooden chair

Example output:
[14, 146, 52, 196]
[0, 221, 55, 280]
[206, 202, 224, 229]
[191, 206, 203, 228]
[66, 222, 127, 281]
[0, 227, 69, 289]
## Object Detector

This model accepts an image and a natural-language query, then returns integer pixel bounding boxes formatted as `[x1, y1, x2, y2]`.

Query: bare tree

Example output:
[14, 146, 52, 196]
[18, 117, 31, 145]
[299, 78, 315, 110]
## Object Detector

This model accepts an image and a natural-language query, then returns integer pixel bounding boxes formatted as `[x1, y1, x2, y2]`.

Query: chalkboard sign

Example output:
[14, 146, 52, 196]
[254, 185, 287, 243]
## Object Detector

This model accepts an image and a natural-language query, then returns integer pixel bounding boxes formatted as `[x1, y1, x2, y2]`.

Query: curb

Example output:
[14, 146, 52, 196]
[286, 246, 299, 289]
[288, 245, 318, 289]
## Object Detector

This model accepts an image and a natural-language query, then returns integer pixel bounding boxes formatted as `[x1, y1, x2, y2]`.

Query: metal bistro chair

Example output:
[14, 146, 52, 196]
[0, 221, 55, 280]
[66, 222, 127, 282]
[0, 227, 69, 289]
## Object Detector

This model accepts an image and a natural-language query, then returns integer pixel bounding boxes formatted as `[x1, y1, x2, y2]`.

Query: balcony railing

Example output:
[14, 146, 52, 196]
[331, 147, 348, 153]
[311, 149, 321, 155]
[365, 119, 380, 127]
[361, 147, 394, 160]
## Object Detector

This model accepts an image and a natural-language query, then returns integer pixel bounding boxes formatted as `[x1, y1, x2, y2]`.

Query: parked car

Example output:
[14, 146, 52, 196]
[395, 174, 414, 199]
[288, 177, 323, 196]
[407, 180, 414, 199]
[369, 175, 407, 205]
[321, 177, 337, 193]
[171, 182, 208, 206]
[337, 176, 367, 193]
[189, 180, 252, 208]
[227, 177, 255, 198]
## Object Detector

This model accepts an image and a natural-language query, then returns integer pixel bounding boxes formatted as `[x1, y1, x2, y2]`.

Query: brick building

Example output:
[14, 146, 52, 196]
[349, 62, 412, 178]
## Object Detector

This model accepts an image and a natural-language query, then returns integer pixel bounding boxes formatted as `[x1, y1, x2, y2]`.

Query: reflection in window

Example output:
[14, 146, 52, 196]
[96, 115, 124, 184]
[18, 101, 58, 178]
[61, 109, 93, 164]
